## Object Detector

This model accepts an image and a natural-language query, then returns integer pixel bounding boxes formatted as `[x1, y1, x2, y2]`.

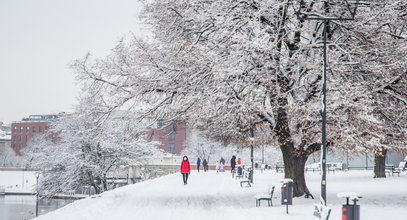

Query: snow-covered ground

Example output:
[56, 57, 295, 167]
[35, 170, 407, 220]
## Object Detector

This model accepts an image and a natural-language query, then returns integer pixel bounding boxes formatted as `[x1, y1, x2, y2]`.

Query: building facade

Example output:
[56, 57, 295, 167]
[10, 114, 64, 154]
[145, 120, 187, 155]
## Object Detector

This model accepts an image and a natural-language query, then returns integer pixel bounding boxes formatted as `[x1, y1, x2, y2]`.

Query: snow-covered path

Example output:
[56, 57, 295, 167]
[35, 170, 407, 220]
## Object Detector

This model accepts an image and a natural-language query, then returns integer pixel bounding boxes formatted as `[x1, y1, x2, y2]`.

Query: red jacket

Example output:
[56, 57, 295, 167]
[180, 160, 191, 174]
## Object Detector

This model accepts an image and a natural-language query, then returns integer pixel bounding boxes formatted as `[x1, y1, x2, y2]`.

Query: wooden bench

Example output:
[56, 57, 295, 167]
[275, 163, 284, 173]
[240, 180, 251, 187]
[255, 185, 275, 207]
[392, 167, 401, 176]
[393, 162, 406, 176]
[385, 164, 397, 176]
[236, 167, 244, 179]
[314, 203, 332, 220]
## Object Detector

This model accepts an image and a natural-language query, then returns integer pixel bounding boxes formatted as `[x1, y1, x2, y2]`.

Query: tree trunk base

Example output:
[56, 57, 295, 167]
[374, 148, 387, 178]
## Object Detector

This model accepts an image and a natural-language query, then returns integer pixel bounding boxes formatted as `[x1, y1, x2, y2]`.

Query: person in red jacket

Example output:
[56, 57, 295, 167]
[180, 156, 191, 185]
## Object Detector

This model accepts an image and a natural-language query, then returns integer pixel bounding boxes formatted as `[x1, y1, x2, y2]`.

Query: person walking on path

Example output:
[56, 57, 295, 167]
[180, 156, 191, 185]
[219, 161, 225, 172]
[197, 158, 201, 172]
[236, 158, 243, 176]
[220, 157, 225, 165]
[230, 156, 236, 173]
[203, 159, 208, 172]
[215, 161, 220, 172]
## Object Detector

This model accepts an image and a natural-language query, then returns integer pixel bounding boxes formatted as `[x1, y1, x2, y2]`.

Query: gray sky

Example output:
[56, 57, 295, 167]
[0, 0, 146, 124]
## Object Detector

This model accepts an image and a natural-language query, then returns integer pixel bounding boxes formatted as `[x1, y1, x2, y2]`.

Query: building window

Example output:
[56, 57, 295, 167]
[26, 127, 29, 133]
[39, 126, 43, 133]
[32, 126, 36, 132]
[157, 120, 163, 128]
[19, 127, 23, 132]
[167, 123, 176, 132]
[19, 135, 22, 142]
[13, 127, 17, 132]
[168, 133, 176, 141]
[168, 143, 175, 152]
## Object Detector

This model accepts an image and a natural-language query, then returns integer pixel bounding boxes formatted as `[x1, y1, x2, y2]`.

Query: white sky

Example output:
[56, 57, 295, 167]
[0, 0, 147, 124]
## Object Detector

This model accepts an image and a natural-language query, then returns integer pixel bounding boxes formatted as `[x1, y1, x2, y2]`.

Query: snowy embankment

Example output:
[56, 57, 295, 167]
[35, 170, 407, 220]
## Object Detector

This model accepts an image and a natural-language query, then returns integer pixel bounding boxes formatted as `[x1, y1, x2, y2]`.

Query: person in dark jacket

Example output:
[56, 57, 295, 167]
[180, 156, 191, 185]
[202, 159, 208, 172]
[230, 155, 236, 172]
[197, 158, 201, 172]
[220, 157, 225, 165]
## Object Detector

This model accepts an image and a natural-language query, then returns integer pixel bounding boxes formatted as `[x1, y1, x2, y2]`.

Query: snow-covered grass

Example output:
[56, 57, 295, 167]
[35, 170, 407, 220]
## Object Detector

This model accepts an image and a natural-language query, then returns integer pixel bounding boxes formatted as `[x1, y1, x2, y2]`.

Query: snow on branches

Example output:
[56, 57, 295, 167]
[24, 97, 162, 196]
[71, 0, 406, 195]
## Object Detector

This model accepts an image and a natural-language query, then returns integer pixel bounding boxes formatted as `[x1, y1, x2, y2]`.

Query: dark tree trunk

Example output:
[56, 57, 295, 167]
[291, 155, 310, 197]
[374, 148, 387, 178]
[273, 71, 314, 197]
[280, 144, 311, 197]
[274, 93, 313, 197]
[269, 1, 317, 198]
[93, 184, 101, 194]
[102, 174, 108, 192]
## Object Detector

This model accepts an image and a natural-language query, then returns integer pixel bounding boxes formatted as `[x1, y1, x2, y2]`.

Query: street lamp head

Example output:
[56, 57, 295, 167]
[294, 0, 360, 21]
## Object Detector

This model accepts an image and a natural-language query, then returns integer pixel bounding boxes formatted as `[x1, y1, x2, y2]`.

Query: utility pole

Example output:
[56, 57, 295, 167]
[249, 128, 254, 184]
[294, 0, 359, 206]
[35, 173, 40, 217]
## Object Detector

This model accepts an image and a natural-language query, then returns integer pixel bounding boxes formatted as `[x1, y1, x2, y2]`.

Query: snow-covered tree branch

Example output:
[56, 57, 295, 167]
[71, 0, 406, 196]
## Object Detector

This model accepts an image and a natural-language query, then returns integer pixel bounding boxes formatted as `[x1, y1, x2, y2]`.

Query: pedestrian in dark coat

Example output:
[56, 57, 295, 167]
[197, 158, 201, 172]
[220, 157, 225, 165]
[230, 155, 236, 172]
[180, 156, 191, 185]
[202, 159, 208, 172]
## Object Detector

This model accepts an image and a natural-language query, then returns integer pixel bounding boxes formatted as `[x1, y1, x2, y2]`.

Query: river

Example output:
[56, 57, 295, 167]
[0, 195, 75, 220]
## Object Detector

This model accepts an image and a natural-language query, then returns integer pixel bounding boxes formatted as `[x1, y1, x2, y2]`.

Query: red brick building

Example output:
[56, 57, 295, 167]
[11, 114, 186, 155]
[145, 120, 187, 155]
[10, 114, 63, 154]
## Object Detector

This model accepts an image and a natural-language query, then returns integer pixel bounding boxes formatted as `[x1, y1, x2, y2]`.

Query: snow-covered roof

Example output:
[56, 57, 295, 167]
[0, 130, 11, 141]
[0, 135, 11, 141]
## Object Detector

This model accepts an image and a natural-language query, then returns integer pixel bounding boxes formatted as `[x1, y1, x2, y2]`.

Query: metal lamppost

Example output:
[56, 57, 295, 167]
[35, 172, 40, 217]
[249, 137, 255, 184]
[294, 0, 359, 206]
[261, 145, 264, 164]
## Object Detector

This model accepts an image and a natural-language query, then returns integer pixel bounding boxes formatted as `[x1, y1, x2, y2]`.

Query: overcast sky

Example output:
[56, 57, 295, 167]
[0, 0, 147, 124]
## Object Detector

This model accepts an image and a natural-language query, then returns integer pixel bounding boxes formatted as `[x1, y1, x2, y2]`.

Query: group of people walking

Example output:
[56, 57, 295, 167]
[180, 155, 242, 185]
[196, 157, 209, 172]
